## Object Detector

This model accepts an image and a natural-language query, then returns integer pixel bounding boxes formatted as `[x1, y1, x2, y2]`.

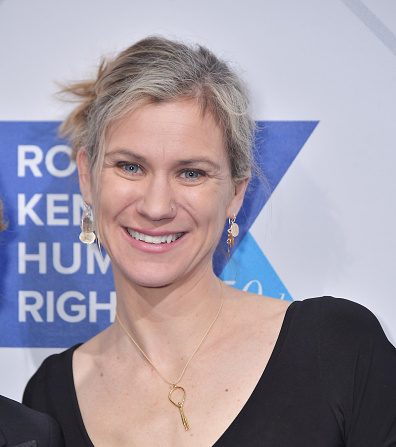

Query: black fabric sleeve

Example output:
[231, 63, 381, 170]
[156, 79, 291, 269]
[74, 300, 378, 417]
[347, 307, 396, 446]
[23, 344, 90, 447]
[23, 355, 53, 414]
[315, 297, 396, 446]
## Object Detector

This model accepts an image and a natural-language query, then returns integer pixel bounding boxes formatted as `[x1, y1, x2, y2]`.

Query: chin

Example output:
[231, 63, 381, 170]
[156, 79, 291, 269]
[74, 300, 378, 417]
[116, 264, 184, 289]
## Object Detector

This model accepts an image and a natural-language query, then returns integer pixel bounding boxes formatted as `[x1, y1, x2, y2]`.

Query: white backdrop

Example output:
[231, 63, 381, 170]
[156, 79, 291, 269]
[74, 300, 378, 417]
[0, 0, 395, 401]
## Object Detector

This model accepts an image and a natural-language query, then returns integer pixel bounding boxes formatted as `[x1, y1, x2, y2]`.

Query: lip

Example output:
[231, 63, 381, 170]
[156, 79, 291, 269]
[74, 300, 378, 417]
[122, 227, 187, 254]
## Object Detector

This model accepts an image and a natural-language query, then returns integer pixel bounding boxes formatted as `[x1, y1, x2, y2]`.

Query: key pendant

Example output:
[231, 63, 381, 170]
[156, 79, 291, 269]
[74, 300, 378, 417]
[177, 402, 190, 431]
[168, 384, 190, 431]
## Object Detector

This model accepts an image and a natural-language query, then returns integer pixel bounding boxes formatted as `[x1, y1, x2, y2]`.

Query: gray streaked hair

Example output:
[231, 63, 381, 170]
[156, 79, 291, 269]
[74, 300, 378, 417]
[60, 36, 255, 184]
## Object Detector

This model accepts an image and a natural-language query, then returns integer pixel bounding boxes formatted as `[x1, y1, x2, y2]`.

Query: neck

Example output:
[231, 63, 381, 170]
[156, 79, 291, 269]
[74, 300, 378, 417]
[113, 266, 224, 378]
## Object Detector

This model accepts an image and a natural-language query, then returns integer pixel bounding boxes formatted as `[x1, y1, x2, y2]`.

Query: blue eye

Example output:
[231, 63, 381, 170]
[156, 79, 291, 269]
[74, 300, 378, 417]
[120, 163, 141, 174]
[181, 170, 203, 180]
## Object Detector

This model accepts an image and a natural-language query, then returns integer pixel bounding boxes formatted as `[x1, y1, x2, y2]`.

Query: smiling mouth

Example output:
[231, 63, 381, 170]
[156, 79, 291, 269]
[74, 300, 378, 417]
[127, 229, 185, 244]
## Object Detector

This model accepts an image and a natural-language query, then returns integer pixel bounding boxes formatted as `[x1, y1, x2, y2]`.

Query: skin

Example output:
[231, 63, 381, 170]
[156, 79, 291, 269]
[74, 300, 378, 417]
[75, 99, 290, 446]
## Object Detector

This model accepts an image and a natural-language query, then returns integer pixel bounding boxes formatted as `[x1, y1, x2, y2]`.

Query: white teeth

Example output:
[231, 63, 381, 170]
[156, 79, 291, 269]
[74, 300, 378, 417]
[127, 229, 183, 244]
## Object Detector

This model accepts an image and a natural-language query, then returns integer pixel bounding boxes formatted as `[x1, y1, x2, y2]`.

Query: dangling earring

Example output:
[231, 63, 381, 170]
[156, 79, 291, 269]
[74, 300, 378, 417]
[79, 202, 96, 245]
[226, 214, 239, 256]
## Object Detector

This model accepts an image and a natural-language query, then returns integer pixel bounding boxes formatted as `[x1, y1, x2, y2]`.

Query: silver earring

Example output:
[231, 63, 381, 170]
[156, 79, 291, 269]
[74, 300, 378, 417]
[79, 202, 96, 245]
[226, 214, 239, 256]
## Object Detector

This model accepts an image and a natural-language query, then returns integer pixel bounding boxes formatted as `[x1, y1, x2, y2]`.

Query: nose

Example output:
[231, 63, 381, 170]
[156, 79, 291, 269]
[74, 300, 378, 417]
[136, 174, 176, 221]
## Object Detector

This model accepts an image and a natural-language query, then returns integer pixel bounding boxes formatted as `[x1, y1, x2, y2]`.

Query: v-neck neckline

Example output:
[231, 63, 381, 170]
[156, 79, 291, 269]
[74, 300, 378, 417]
[213, 299, 298, 445]
[67, 300, 299, 446]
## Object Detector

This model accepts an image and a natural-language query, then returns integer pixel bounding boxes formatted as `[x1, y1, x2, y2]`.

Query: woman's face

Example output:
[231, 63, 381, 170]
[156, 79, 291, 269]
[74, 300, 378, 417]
[78, 99, 247, 288]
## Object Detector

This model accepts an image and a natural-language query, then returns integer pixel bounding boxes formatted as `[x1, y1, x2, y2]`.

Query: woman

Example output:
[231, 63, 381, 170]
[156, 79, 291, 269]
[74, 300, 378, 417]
[23, 37, 396, 446]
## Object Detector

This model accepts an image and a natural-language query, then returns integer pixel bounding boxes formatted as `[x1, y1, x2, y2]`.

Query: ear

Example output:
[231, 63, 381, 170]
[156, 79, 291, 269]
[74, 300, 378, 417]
[226, 177, 249, 218]
[76, 148, 93, 204]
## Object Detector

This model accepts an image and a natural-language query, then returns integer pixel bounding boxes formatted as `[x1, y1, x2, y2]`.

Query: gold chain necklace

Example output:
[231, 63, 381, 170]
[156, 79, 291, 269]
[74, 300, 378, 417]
[115, 283, 224, 431]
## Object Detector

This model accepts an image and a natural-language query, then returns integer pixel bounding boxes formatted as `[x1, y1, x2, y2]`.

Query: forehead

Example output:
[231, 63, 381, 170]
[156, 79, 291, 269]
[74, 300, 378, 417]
[105, 100, 227, 164]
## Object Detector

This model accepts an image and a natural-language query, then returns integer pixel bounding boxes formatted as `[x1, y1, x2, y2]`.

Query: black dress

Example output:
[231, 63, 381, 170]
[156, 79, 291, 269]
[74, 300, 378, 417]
[23, 297, 396, 446]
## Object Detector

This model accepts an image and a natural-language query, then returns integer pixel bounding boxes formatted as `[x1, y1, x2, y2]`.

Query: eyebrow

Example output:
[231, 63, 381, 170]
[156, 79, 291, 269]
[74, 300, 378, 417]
[106, 148, 222, 170]
[105, 149, 146, 162]
[177, 158, 221, 170]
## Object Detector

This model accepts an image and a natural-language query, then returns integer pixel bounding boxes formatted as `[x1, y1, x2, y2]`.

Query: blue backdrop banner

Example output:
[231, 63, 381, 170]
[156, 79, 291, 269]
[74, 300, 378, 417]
[0, 121, 318, 347]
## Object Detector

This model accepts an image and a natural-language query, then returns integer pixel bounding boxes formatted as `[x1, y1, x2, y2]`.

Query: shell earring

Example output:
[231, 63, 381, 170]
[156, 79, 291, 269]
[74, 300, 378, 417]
[79, 202, 96, 245]
[226, 214, 239, 256]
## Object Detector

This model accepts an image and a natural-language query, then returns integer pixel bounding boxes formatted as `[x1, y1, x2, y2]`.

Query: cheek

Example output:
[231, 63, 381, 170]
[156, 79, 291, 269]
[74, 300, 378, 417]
[98, 174, 138, 213]
[181, 184, 232, 227]
[93, 177, 136, 241]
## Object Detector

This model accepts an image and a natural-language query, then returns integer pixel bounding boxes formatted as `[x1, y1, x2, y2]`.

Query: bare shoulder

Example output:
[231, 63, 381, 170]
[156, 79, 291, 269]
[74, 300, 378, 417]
[225, 284, 290, 314]
[222, 285, 291, 335]
[73, 325, 115, 375]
